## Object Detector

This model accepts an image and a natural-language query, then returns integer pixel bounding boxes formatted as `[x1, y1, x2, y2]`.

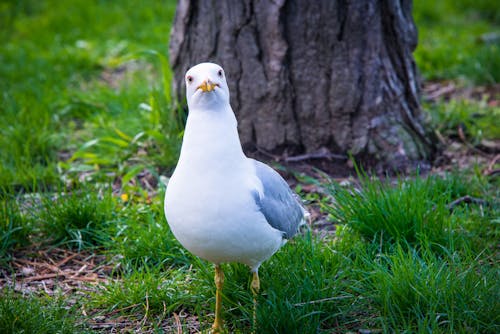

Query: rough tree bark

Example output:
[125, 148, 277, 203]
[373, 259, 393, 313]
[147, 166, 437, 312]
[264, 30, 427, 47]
[169, 0, 438, 171]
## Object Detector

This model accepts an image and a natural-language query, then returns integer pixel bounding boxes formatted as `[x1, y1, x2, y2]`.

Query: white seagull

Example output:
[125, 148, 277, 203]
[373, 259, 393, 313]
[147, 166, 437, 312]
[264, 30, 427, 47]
[164, 62, 307, 332]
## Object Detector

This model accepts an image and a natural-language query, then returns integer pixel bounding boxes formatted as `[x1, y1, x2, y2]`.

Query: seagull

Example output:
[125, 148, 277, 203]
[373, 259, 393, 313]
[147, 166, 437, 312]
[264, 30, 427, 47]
[164, 62, 307, 333]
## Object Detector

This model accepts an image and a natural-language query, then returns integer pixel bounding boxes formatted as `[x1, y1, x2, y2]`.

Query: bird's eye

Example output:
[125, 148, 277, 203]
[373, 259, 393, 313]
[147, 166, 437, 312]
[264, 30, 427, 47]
[186, 75, 193, 83]
[217, 69, 223, 77]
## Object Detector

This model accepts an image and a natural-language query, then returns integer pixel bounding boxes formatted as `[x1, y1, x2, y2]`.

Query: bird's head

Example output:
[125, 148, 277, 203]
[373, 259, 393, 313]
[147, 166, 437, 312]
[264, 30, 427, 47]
[185, 62, 230, 110]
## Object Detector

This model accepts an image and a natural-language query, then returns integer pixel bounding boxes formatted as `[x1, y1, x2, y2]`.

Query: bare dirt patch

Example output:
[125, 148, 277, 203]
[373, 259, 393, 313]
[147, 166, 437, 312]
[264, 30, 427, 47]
[1, 247, 112, 297]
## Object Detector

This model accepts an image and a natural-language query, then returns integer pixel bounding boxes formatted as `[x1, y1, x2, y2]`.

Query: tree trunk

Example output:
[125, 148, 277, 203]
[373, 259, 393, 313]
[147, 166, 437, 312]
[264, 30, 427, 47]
[169, 0, 438, 171]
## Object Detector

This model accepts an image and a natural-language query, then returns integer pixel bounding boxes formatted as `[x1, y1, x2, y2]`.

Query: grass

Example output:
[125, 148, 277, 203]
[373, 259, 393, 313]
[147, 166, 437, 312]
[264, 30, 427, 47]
[104, 197, 193, 270]
[0, 0, 180, 190]
[414, 0, 500, 84]
[370, 245, 499, 333]
[0, 0, 499, 333]
[426, 98, 500, 145]
[90, 170, 499, 333]
[327, 174, 451, 248]
[35, 187, 116, 250]
[327, 173, 498, 333]
[0, 198, 29, 264]
[91, 265, 203, 317]
[0, 291, 84, 334]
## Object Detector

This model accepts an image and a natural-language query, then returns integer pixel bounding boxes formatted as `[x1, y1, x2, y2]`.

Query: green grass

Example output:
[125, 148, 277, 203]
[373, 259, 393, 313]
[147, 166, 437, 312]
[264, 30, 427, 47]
[254, 233, 365, 333]
[88, 169, 499, 333]
[414, 0, 500, 84]
[326, 169, 498, 252]
[104, 196, 193, 270]
[370, 245, 499, 333]
[35, 187, 116, 250]
[427, 98, 500, 144]
[327, 174, 451, 248]
[0, 291, 85, 334]
[0, 0, 499, 333]
[326, 173, 499, 333]
[91, 266, 204, 317]
[0, 0, 179, 190]
[0, 198, 29, 263]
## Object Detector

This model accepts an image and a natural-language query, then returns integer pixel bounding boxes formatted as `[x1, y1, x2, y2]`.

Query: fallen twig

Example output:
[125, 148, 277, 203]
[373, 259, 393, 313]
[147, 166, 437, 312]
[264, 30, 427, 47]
[173, 312, 182, 334]
[458, 125, 491, 157]
[486, 169, 500, 177]
[484, 154, 500, 176]
[140, 292, 150, 328]
[56, 251, 80, 267]
[102, 303, 142, 317]
[24, 273, 60, 282]
[425, 82, 455, 101]
[255, 147, 280, 161]
[446, 195, 489, 212]
[255, 146, 347, 163]
[284, 151, 347, 162]
[15, 258, 62, 274]
[65, 274, 104, 283]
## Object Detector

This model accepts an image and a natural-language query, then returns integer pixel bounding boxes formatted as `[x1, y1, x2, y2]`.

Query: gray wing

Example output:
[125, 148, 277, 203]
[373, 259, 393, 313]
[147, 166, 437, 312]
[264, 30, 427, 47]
[251, 159, 306, 239]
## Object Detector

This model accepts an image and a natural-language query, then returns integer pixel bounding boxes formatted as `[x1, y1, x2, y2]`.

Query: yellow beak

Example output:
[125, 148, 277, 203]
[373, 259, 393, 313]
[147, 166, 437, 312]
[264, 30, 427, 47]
[197, 80, 218, 92]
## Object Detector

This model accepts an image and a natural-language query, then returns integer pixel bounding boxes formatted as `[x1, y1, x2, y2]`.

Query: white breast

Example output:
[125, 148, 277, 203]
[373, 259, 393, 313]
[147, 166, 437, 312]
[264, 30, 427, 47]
[164, 109, 283, 270]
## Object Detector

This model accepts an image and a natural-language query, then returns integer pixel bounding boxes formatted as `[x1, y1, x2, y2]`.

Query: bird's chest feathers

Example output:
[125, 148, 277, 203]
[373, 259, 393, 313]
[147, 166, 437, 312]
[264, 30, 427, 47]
[167, 113, 259, 219]
[174, 158, 250, 201]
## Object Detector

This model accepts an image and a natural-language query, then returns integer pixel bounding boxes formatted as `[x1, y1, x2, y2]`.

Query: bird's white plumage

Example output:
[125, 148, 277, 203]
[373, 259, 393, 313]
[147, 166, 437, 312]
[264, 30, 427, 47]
[164, 62, 305, 272]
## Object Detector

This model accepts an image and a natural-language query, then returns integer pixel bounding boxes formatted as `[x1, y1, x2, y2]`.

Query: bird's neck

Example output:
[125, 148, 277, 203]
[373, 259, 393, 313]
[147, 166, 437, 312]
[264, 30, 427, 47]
[178, 106, 246, 165]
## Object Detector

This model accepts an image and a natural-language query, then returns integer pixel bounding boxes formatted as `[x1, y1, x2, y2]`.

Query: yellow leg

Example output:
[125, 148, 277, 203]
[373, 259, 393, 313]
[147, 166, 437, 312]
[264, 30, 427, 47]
[212, 264, 224, 333]
[250, 271, 260, 331]
[251, 271, 260, 295]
